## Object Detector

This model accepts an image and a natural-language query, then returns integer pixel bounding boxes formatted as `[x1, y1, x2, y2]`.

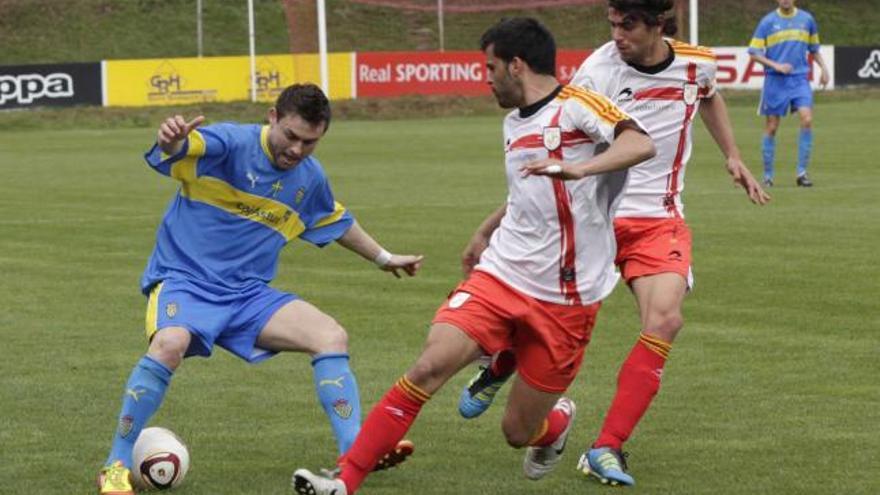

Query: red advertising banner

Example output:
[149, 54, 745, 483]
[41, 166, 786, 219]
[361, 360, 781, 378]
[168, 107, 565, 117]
[355, 50, 591, 98]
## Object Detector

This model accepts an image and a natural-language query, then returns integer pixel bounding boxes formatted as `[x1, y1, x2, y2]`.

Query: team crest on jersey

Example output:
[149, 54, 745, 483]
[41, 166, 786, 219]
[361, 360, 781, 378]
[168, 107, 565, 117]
[332, 398, 353, 419]
[165, 302, 178, 318]
[448, 292, 471, 309]
[683, 83, 699, 106]
[542, 126, 561, 151]
[294, 186, 306, 204]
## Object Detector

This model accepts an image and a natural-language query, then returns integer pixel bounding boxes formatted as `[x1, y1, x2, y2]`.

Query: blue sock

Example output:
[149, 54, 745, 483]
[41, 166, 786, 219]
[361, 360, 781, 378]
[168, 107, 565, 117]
[798, 128, 813, 177]
[105, 355, 173, 468]
[762, 134, 776, 180]
[312, 353, 361, 455]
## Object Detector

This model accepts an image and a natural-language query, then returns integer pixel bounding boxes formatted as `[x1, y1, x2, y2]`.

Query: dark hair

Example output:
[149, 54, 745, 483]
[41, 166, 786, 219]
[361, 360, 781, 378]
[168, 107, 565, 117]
[274, 83, 332, 132]
[479, 17, 556, 76]
[609, 0, 678, 36]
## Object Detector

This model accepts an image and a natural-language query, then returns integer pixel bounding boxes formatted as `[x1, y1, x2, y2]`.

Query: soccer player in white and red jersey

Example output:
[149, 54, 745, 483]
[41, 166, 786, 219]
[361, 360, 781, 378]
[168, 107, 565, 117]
[456, 0, 771, 487]
[291, 17, 655, 495]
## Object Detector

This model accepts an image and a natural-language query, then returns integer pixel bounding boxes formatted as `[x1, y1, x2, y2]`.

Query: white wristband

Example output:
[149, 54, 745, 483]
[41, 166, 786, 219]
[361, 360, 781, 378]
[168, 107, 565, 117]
[545, 164, 562, 174]
[373, 249, 393, 267]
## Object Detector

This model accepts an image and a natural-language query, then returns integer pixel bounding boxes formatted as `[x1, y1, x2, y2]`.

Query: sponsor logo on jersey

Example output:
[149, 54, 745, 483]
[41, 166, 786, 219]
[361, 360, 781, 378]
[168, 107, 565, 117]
[858, 50, 880, 79]
[617, 87, 634, 102]
[542, 126, 561, 151]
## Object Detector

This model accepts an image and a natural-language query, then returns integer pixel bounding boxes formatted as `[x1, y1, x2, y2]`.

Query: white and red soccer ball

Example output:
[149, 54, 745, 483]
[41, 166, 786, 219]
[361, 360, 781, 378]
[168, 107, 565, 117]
[131, 427, 190, 490]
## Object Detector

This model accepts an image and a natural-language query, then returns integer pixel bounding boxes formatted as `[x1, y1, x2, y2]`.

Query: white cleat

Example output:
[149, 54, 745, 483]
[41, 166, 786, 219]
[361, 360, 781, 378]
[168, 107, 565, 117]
[292, 468, 348, 495]
[523, 397, 576, 480]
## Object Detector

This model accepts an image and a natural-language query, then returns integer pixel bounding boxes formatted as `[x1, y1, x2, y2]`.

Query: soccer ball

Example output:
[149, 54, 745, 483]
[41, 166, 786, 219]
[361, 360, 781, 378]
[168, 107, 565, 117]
[131, 427, 190, 490]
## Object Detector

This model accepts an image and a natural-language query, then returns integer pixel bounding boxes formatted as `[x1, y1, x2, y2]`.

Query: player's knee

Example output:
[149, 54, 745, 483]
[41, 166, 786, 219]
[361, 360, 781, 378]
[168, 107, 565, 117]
[644, 311, 683, 341]
[500, 416, 531, 448]
[405, 356, 445, 390]
[148, 328, 190, 370]
[314, 321, 349, 354]
[800, 115, 813, 128]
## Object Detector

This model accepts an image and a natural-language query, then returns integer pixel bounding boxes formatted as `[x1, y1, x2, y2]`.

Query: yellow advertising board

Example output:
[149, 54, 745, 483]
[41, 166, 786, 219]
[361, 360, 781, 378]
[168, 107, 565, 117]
[104, 53, 353, 107]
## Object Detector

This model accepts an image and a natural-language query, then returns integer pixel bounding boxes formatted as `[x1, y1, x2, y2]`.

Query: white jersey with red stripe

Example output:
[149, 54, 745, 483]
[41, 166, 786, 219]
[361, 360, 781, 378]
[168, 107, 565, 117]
[476, 85, 634, 306]
[572, 39, 717, 218]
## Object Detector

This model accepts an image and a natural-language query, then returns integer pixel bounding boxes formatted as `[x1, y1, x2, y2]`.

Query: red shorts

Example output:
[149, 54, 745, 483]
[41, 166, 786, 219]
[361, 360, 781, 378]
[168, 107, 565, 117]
[614, 217, 692, 284]
[432, 270, 601, 393]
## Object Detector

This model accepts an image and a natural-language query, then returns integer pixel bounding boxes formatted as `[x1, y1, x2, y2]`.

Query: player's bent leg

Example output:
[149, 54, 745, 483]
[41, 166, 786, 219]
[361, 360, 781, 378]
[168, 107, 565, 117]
[299, 323, 483, 495]
[257, 300, 348, 354]
[258, 300, 362, 457]
[458, 350, 516, 419]
[501, 377, 574, 480]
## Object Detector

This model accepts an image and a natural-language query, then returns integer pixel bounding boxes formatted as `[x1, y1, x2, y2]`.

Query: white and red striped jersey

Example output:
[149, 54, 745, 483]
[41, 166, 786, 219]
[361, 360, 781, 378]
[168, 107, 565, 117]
[476, 85, 634, 306]
[572, 39, 717, 218]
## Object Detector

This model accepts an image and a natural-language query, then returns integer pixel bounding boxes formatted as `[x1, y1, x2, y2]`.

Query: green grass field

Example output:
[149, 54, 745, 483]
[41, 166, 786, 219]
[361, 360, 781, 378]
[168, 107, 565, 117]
[1, 94, 878, 494]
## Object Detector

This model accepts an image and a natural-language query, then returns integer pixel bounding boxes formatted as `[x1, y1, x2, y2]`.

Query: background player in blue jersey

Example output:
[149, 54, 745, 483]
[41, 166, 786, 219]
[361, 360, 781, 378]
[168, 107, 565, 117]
[748, 0, 829, 187]
[97, 84, 422, 495]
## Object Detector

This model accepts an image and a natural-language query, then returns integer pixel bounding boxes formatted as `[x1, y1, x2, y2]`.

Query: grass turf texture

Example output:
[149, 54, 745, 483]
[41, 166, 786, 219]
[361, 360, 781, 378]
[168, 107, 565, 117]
[0, 95, 878, 494]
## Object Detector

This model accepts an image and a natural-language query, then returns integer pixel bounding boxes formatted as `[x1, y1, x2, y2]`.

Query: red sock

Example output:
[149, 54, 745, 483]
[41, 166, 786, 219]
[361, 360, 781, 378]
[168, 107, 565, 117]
[338, 376, 429, 494]
[528, 404, 570, 447]
[594, 333, 671, 450]
[490, 349, 517, 377]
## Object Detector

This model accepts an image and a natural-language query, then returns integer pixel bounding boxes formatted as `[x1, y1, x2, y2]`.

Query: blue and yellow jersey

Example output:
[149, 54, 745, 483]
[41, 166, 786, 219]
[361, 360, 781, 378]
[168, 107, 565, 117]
[748, 8, 820, 76]
[140, 123, 353, 293]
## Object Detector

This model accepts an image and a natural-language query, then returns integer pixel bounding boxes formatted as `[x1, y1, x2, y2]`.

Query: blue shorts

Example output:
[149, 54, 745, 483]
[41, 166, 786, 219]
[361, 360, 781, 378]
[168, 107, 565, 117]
[759, 74, 813, 116]
[144, 278, 297, 363]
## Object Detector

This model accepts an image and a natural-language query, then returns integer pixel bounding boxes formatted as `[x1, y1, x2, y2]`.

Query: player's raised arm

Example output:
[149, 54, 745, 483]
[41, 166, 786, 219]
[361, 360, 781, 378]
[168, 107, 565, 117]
[698, 92, 770, 205]
[157, 114, 205, 156]
[335, 221, 424, 278]
[521, 122, 654, 180]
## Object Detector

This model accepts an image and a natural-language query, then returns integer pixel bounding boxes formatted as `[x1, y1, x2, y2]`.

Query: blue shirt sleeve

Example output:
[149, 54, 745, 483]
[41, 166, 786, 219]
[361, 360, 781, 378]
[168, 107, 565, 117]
[298, 171, 354, 247]
[807, 15, 820, 53]
[748, 17, 769, 56]
[142, 123, 234, 179]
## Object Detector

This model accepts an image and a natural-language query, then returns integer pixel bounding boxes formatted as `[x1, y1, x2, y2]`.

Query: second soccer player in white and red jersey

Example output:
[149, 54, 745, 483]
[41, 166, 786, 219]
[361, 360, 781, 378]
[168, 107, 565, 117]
[292, 17, 655, 494]
[456, 0, 771, 487]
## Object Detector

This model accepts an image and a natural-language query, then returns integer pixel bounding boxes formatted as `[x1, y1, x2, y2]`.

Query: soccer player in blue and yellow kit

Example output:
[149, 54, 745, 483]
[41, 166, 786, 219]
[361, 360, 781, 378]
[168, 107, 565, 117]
[97, 84, 422, 494]
[748, 0, 829, 187]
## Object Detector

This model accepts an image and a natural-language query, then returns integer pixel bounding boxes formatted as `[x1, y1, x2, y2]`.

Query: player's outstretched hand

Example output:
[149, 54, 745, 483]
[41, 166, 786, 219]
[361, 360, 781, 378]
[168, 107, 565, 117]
[520, 158, 586, 180]
[158, 115, 205, 156]
[381, 254, 424, 279]
[726, 158, 770, 205]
